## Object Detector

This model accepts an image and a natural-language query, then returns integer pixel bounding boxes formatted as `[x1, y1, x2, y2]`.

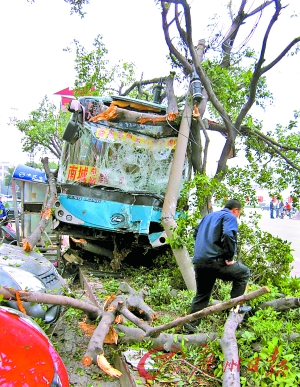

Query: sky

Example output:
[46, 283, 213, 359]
[0, 0, 299, 170]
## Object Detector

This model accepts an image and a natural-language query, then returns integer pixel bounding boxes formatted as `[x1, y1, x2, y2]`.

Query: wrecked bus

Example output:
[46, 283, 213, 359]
[54, 95, 191, 268]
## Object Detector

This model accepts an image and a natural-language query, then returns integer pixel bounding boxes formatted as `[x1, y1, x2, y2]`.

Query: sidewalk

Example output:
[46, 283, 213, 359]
[250, 208, 300, 277]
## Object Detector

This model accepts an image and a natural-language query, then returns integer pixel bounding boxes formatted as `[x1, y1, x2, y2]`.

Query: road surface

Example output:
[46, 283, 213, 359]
[213, 206, 300, 277]
[255, 208, 300, 277]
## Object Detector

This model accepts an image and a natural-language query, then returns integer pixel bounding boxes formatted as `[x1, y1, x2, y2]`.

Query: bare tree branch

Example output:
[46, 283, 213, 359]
[246, 0, 274, 18]
[161, 1, 192, 75]
[221, 0, 248, 68]
[121, 76, 168, 96]
[221, 312, 244, 387]
[175, 3, 187, 46]
[235, 0, 282, 127]
[262, 37, 300, 74]
[144, 286, 269, 338]
[196, 115, 210, 174]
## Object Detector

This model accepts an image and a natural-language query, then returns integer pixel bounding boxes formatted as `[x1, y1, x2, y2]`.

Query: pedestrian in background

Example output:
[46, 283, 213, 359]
[0, 197, 7, 222]
[284, 202, 292, 218]
[279, 200, 284, 218]
[270, 200, 275, 219]
[275, 200, 281, 218]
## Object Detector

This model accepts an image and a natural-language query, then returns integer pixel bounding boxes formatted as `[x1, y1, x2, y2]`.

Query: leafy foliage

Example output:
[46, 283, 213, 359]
[171, 172, 295, 290]
[170, 173, 221, 251]
[202, 55, 273, 122]
[11, 95, 69, 160]
[4, 167, 15, 188]
[28, 0, 90, 18]
[238, 221, 294, 287]
[64, 34, 136, 97]
[238, 313, 300, 387]
[93, 260, 300, 387]
[243, 110, 300, 200]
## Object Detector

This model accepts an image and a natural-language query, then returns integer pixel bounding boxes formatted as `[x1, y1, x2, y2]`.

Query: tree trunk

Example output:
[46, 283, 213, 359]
[221, 312, 244, 387]
[22, 157, 56, 252]
[161, 97, 196, 291]
[258, 297, 300, 311]
[144, 286, 269, 338]
[1, 283, 288, 385]
[161, 41, 209, 291]
[89, 103, 178, 125]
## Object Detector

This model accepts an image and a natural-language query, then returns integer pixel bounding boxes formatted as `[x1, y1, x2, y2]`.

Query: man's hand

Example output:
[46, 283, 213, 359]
[225, 260, 235, 265]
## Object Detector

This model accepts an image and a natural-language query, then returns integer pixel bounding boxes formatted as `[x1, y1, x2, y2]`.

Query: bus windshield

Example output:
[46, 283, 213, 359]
[58, 121, 190, 197]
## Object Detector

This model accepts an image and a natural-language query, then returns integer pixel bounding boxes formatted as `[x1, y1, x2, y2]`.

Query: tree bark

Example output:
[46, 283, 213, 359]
[165, 72, 178, 115]
[116, 324, 217, 348]
[89, 103, 178, 125]
[258, 297, 300, 311]
[0, 287, 101, 320]
[5, 283, 300, 385]
[161, 96, 196, 291]
[119, 282, 158, 322]
[83, 296, 120, 363]
[144, 286, 269, 338]
[220, 312, 244, 387]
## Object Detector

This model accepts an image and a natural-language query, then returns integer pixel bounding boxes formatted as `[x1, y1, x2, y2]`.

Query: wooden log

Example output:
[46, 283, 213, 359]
[89, 103, 179, 125]
[0, 288, 101, 319]
[119, 282, 158, 322]
[258, 297, 300, 311]
[144, 286, 269, 338]
[117, 301, 152, 332]
[220, 312, 244, 387]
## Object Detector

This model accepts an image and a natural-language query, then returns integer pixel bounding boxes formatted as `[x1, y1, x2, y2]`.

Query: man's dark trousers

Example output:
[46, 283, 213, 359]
[189, 258, 250, 317]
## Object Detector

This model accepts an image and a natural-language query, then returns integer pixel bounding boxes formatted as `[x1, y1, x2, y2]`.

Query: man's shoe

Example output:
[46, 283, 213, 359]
[182, 323, 198, 334]
[238, 305, 252, 314]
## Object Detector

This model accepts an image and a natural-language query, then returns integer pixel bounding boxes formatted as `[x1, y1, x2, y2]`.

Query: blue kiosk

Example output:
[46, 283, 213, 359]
[12, 164, 48, 245]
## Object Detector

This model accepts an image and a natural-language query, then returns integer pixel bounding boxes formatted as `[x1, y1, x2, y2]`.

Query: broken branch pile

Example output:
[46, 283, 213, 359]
[0, 283, 271, 385]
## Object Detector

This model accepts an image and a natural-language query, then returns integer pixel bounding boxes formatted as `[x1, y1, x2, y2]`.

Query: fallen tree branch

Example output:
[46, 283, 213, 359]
[119, 282, 158, 322]
[89, 103, 179, 125]
[220, 311, 244, 387]
[144, 286, 269, 338]
[0, 288, 101, 320]
[117, 301, 152, 332]
[258, 297, 300, 311]
[82, 295, 122, 379]
[115, 324, 218, 349]
[6, 280, 300, 386]
[83, 296, 119, 365]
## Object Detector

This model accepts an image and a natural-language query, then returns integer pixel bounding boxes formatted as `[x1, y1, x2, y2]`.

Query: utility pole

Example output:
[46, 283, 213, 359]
[161, 97, 196, 290]
[161, 41, 206, 291]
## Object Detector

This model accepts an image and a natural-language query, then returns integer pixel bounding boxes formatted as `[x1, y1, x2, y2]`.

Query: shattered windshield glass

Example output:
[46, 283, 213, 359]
[58, 123, 190, 196]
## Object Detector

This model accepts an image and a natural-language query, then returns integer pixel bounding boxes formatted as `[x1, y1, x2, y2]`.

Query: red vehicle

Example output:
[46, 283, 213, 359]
[0, 306, 69, 386]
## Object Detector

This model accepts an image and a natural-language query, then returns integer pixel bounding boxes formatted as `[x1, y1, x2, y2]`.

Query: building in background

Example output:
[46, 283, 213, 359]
[0, 161, 14, 196]
[252, 184, 293, 205]
[0, 162, 13, 182]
